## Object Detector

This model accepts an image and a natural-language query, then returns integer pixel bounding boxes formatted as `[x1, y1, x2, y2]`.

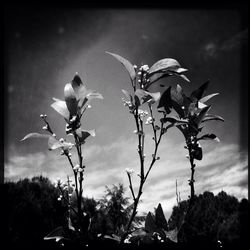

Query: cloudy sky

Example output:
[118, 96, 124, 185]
[4, 6, 248, 218]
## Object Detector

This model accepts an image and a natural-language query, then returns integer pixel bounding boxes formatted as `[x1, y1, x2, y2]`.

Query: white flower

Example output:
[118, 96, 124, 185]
[124, 238, 131, 244]
[140, 64, 149, 71]
[42, 125, 48, 130]
[145, 116, 153, 125]
[125, 168, 135, 175]
[73, 164, 80, 171]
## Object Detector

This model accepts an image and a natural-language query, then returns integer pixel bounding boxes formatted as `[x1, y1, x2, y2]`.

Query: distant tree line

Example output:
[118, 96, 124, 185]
[0, 176, 248, 249]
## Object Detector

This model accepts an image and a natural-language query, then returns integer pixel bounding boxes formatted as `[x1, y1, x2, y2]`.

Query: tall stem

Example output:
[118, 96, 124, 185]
[121, 108, 164, 243]
[187, 141, 195, 204]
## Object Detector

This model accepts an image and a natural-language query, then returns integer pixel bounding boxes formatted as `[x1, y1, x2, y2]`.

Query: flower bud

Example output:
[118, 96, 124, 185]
[42, 125, 48, 130]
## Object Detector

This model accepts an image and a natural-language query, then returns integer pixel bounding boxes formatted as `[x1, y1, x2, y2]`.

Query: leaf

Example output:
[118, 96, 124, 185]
[197, 101, 208, 109]
[171, 84, 187, 117]
[160, 116, 188, 125]
[76, 129, 96, 144]
[193, 105, 211, 126]
[171, 85, 183, 106]
[148, 58, 182, 75]
[51, 98, 70, 121]
[190, 80, 210, 101]
[199, 93, 219, 103]
[147, 72, 166, 86]
[21, 133, 50, 141]
[64, 83, 78, 117]
[157, 86, 172, 114]
[146, 59, 189, 88]
[201, 114, 225, 123]
[135, 89, 160, 106]
[198, 134, 220, 142]
[106, 51, 136, 81]
[193, 146, 203, 160]
[179, 74, 190, 82]
[44, 226, 69, 242]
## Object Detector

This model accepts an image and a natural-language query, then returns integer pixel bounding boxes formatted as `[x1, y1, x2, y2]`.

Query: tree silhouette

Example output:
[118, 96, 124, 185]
[167, 190, 246, 247]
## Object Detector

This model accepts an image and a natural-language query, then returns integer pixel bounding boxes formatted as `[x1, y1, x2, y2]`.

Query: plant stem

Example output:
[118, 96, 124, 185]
[187, 141, 195, 204]
[122, 108, 165, 243]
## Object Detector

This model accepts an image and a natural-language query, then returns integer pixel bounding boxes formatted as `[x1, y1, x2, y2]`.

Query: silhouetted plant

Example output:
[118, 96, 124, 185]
[157, 81, 224, 203]
[106, 52, 189, 243]
[21, 74, 103, 242]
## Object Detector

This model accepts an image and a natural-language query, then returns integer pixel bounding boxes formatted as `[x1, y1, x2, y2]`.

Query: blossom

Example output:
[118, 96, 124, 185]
[145, 116, 153, 125]
[125, 168, 135, 175]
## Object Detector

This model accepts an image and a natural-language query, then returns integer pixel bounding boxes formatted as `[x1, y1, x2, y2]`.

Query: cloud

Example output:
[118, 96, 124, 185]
[201, 28, 248, 60]
[5, 135, 248, 219]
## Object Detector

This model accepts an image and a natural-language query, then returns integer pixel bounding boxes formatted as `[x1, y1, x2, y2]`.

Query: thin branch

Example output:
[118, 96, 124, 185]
[127, 173, 136, 201]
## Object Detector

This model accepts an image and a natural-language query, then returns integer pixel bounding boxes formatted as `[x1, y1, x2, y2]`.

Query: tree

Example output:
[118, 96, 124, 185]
[168, 191, 243, 247]
[99, 183, 132, 235]
[3, 176, 67, 249]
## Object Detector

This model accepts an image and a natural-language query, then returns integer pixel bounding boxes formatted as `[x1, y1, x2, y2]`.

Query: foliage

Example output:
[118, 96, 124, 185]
[2, 176, 66, 249]
[21, 74, 103, 239]
[167, 191, 246, 247]
[158, 81, 224, 201]
[106, 52, 189, 242]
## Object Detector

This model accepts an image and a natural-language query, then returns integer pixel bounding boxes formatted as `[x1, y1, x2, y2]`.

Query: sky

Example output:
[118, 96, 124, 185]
[4, 6, 248, 218]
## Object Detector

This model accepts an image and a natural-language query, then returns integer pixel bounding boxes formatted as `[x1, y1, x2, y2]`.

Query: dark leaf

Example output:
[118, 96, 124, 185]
[171, 85, 187, 117]
[147, 72, 167, 86]
[106, 51, 136, 81]
[193, 105, 211, 126]
[76, 129, 96, 144]
[135, 89, 160, 106]
[157, 86, 172, 114]
[160, 116, 188, 125]
[193, 146, 203, 160]
[198, 134, 220, 142]
[190, 80, 210, 101]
